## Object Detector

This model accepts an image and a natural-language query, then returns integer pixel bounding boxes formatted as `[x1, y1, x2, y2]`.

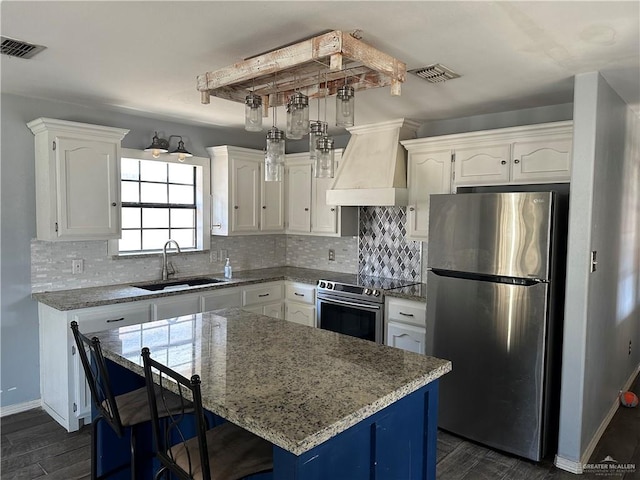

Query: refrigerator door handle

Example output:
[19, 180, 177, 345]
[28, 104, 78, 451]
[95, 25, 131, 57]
[429, 268, 547, 286]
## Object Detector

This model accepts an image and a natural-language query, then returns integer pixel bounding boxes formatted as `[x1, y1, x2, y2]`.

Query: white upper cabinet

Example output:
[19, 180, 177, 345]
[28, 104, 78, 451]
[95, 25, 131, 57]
[452, 122, 573, 187]
[208, 146, 284, 235]
[401, 146, 453, 240]
[27, 118, 129, 241]
[286, 162, 313, 233]
[402, 121, 572, 241]
[285, 150, 358, 237]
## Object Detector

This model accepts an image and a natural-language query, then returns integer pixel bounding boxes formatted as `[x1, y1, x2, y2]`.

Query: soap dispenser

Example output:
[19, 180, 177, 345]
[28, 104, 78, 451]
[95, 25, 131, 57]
[224, 258, 232, 279]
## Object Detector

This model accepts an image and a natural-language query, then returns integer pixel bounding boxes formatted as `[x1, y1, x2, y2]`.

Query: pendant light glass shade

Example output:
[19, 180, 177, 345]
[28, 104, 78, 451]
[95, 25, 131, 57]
[265, 126, 285, 182]
[244, 93, 263, 132]
[315, 135, 335, 178]
[286, 92, 308, 139]
[336, 85, 355, 127]
[310, 120, 328, 175]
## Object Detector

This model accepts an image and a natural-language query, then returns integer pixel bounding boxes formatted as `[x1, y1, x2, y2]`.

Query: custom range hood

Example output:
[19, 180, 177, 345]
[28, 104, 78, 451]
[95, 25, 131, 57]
[326, 118, 420, 206]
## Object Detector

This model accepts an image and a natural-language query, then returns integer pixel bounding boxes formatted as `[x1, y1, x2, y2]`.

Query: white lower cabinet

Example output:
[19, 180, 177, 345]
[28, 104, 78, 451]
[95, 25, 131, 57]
[284, 282, 316, 327]
[242, 282, 284, 319]
[38, 300, 151, 432]
[201, 287, 242, 311]
[152, 293, 201, 320]
[386, 322, 426, 354]
[385, 297, 427, 354]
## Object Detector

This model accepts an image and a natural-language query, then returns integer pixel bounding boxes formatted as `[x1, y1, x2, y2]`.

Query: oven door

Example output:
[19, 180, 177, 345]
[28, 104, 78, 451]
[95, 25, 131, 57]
[316, 293, 383, 344]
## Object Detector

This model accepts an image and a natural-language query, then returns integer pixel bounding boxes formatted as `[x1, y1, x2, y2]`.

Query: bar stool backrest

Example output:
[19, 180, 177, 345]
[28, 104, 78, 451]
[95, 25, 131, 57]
[141, 347, 209, 480]
[70, 321, 124, 437]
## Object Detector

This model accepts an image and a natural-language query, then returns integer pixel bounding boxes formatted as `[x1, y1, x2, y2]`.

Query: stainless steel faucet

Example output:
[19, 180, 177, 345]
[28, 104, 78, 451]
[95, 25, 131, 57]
[162, 240, 181, 280]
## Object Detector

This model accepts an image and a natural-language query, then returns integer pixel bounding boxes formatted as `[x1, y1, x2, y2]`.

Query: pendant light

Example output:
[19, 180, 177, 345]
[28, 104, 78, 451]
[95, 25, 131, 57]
[315, 73, 335, 178]
[265, 85, 284, 182]
[336, 73, 355, 127]
[244, 92, 263, 132]
[169, 137, 193, 162]
[286, 91, 309, 139]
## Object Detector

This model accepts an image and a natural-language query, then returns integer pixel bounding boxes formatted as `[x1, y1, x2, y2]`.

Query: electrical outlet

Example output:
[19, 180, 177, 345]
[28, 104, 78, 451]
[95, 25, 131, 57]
[210, 250, 217, 262]
[72, 259, 84, 274]
[219, 249, 228, 261]
[328, 249, 335, 261]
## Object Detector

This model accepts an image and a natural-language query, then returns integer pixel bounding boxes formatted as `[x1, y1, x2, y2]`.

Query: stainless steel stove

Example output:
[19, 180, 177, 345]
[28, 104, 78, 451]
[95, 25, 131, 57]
[316, 276, 419, 343]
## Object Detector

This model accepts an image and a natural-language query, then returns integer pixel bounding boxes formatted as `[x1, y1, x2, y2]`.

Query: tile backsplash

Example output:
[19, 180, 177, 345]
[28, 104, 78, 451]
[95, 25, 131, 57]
[32, 207, 425, 293]
[358, 207, 422, 281]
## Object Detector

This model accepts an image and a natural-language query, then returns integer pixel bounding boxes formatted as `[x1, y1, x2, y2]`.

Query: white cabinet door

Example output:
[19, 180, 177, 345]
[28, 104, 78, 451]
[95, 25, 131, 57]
[285, 303, 316, 327]
[311, 171, 338, 234]
[152, 294, 201, 320]
[28, 118, 128, 241]
[56, 137, 121, 239]
[386, 321, 426, 354]
[407, 149, 452, 240]
[286, 163, 312, 233]
[201, 288, 242, 311]
[231, 158, 260, 233]
[511, 135, 572, 183]
[454, 143, 511, 186]
[261, 168, 285, 232]
[263, 302, 285, 319]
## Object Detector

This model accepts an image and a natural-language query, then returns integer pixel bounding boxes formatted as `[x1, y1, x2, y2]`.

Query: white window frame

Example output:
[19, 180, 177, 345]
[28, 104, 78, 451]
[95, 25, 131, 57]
[108, 148, 210, 256]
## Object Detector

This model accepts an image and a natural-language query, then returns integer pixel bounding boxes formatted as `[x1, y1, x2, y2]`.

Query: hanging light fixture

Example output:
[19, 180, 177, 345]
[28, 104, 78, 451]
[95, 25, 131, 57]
[144, 132, 192, 161]
[244, 92, 263, 132]
[286, 91, 309, 139]
[265, 82, 285, 182]
[315, 72, 335, 178]
[336, 78, 355, 127]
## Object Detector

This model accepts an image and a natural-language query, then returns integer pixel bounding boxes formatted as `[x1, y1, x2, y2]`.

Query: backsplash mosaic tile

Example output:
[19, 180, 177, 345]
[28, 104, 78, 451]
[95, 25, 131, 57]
[286, 235, 358, 273]
[358, 207, 422, 281]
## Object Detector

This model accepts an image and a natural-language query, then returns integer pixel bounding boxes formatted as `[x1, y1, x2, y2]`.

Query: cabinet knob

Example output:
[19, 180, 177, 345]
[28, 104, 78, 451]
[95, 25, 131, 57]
[330, 208, 335, 212]
[304, 207, 309, 211]
[234, 206, 239, 209]
[501, 160, 507, 165]
[409, 207, 415, 212]
[111, 202, 117, 207]
[514, 159, 520, 164]
[262, 206, 267, 209]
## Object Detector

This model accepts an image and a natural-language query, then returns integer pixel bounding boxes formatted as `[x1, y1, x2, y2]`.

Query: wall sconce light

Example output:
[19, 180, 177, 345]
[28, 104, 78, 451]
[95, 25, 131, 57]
[144, 132, 193, 161]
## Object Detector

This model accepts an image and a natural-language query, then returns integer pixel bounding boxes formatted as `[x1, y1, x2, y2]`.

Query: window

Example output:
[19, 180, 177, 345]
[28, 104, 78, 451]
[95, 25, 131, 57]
[110, 149, 210, 255]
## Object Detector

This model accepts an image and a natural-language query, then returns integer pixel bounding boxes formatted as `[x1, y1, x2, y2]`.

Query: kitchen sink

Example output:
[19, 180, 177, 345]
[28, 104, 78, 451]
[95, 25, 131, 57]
[132, 277, 227, 291]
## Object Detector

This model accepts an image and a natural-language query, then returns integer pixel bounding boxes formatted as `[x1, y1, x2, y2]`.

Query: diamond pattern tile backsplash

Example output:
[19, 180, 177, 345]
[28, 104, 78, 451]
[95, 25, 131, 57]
[358, 207, 422, 281]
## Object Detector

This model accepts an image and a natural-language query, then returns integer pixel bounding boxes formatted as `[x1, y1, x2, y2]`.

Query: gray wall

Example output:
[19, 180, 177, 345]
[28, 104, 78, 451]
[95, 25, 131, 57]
[0, 93, 266, 408]
[557, 73, 640, 464]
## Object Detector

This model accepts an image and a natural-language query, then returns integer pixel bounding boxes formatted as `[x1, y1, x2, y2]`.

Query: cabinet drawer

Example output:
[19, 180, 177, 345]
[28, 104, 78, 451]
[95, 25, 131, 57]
[387, 299, 426, 327]
[72, 302, 150, 334]
[242, 283, 283, 306]
[285, 283, 315, 305]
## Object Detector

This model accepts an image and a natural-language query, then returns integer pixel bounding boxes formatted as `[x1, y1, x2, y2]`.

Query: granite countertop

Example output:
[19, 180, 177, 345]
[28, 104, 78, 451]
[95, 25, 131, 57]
[92, 308, 451, 455]
[32, 266, 359, 311]
[32, 266, 426, 310]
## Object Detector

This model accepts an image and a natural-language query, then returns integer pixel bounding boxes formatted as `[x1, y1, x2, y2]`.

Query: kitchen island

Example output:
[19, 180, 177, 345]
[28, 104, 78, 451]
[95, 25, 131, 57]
[92, 307, 450, 479]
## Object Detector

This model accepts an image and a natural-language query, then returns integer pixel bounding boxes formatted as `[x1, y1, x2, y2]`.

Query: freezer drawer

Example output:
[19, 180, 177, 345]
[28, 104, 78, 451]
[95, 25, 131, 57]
[427, 270, 550, 460]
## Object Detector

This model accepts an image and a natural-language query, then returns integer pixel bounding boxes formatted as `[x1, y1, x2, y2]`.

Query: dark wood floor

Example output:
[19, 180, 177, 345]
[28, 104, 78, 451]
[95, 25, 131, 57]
[2, 374, 638, 479]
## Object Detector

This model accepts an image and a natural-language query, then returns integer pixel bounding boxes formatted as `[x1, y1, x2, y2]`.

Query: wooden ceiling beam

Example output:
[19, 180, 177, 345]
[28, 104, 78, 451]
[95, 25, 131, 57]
[196, 30, 406, 105]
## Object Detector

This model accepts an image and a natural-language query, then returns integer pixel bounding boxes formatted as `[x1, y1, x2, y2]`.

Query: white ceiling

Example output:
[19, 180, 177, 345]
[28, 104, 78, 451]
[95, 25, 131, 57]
[2, 1, 639, 133]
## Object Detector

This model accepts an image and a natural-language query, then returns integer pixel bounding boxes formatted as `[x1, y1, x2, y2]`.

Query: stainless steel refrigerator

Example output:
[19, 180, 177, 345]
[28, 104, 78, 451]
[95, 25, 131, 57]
[426, 191, 566, 461]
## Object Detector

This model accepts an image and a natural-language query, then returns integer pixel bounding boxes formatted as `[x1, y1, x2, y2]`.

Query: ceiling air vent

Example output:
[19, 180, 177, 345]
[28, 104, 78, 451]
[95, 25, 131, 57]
[1, 36, 46, 59]
[409, 64, 460, 83]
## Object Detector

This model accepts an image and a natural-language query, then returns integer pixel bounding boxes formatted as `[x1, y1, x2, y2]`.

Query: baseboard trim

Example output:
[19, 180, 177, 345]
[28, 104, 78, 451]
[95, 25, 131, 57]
[554, 455, 583, 474]
[0, 399, 42, 418]
[555, 363, 640, 474]
[579, 364, 640, 466]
